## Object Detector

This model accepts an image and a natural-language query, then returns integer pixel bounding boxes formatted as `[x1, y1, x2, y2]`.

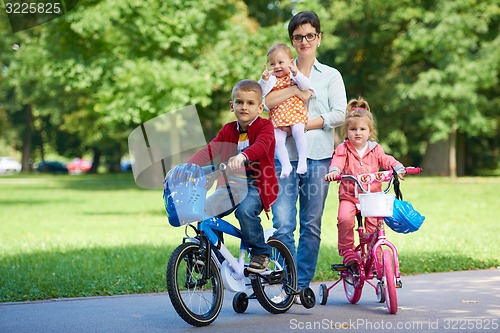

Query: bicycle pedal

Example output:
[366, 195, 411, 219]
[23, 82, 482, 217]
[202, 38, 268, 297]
[268, 270, 286, 283]
[396, 280, 403, 288]
[331, 264, 348, 271]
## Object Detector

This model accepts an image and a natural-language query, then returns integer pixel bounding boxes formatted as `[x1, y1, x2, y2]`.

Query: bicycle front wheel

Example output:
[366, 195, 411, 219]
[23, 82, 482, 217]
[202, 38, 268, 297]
[383, 250, 398, 314]
[251, 238, 297, 314]
[166, 242, 223, 327]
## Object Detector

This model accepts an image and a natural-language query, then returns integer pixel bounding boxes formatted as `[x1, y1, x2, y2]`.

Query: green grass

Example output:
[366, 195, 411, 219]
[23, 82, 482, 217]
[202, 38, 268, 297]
[1, 174, 499, 302]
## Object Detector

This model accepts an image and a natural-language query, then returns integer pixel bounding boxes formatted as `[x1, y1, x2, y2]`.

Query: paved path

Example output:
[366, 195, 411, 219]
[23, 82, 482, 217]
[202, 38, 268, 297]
[1, 269, 499, 332]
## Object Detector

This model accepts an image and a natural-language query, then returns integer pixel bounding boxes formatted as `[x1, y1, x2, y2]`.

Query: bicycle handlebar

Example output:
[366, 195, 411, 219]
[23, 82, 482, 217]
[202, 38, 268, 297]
[404, 167, 422, 175]
[201, 162, 228, 175]
[330, 167, 422, 194]
[332, 167, 422, 182]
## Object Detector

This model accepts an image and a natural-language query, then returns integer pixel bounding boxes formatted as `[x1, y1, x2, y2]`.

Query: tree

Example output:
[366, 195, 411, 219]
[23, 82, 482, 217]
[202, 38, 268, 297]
[297, 0, 499, 175]
[390, 0, 499, 176]
[0, 12, 52, 171]
[2, 0, 498, 175]
[1, 0, 277, 171]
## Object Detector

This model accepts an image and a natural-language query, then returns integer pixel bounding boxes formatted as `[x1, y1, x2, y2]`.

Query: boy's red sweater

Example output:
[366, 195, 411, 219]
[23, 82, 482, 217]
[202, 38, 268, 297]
[188, 116, 278, 213]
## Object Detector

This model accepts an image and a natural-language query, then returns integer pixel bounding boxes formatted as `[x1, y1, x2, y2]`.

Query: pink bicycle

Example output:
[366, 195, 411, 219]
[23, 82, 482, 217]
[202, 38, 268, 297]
[319, 167, 422, 314]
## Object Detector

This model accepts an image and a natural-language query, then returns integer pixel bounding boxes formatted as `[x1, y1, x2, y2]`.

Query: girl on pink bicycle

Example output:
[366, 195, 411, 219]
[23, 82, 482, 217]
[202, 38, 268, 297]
[324, 97, 405, 267]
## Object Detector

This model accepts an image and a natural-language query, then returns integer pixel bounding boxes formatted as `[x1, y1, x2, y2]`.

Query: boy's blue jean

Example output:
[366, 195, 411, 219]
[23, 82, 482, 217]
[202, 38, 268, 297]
[272, 158, 331, 290]
[205, 183, 271, 256]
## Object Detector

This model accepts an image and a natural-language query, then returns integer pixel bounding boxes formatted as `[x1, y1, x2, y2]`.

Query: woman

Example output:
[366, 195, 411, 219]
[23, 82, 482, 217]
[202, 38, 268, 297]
[266, 11, 347, 297]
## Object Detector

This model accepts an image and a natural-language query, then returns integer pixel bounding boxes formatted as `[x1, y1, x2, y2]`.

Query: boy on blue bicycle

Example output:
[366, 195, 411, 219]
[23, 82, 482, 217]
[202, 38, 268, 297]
[188, 79, 278, 273]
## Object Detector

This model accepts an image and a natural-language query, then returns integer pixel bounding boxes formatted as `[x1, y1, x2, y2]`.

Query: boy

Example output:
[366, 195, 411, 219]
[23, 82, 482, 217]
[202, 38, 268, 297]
[188, 79, 278, 273]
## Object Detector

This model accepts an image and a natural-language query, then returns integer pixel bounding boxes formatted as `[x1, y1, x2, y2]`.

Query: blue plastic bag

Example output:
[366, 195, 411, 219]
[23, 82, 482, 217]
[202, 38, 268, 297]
[384, 199, 425, 234]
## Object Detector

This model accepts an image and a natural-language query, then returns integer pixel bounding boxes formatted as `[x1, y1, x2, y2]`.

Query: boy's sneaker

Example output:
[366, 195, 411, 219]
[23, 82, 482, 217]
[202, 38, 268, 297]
[247, 254, 270, 273]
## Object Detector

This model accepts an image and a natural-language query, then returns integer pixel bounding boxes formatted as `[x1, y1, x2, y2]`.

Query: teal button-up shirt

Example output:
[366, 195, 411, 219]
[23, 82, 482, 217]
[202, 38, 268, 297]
[285, 58, 347, 161]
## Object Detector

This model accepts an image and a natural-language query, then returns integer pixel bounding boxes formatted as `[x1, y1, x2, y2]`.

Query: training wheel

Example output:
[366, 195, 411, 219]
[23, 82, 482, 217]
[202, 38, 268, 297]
[376, 281, 386, 303]
[319, 284, 328, 305]
[232, 292, 249, 313]
[300, 287, 316, 309]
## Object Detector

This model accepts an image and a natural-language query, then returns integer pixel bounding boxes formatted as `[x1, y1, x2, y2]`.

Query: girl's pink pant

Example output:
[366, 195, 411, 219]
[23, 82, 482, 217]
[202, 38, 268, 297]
[337, 198, 377, 254]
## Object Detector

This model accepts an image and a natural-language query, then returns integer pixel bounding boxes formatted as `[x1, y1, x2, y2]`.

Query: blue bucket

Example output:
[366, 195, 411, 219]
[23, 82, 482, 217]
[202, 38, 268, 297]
[164, 186, 207, 227]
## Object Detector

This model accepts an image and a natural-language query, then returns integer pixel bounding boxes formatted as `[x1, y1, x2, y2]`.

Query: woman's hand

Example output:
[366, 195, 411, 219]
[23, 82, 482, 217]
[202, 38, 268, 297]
[296, 88, 313, 102]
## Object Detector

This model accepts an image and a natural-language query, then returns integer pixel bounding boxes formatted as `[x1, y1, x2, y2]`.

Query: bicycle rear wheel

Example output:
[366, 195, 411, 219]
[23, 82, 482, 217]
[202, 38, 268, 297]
[251, 238, 297, 314]
[342, 263, 363, 304]
[166, 242, 223, 327]
[383, 249, 398, 314]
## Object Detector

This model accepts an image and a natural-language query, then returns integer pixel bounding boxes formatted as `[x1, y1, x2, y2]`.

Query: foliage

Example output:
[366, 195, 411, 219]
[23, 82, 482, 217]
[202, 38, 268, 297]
[392, 0, 499, 141]
[1, 0, 277, 168]
[0, 0, 499, 173]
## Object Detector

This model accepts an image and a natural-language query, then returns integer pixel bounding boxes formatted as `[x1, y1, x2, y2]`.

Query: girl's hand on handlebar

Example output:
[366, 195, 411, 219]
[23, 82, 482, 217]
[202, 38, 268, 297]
[228, 153, 247, 170]
[325, 171, 340, 182]
[396, 168, 406, 180]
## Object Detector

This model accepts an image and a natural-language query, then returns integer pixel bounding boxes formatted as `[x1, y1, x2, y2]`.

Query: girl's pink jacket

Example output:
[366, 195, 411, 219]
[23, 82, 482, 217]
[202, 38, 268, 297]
[328, 140, 404, 201]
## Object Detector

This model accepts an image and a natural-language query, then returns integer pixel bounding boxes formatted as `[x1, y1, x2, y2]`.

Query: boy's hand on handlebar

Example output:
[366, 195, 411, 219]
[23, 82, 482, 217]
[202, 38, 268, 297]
[228, 153, 246, 170]
[325, 171, 340, 182]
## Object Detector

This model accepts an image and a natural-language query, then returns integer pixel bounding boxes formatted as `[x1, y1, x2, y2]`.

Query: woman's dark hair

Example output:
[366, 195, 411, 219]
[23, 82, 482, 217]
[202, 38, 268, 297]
[288, 11, 321, 40]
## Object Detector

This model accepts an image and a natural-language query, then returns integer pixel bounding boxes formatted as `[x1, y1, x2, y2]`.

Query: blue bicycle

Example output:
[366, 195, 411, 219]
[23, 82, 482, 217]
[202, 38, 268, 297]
[164, 162, 315, 327]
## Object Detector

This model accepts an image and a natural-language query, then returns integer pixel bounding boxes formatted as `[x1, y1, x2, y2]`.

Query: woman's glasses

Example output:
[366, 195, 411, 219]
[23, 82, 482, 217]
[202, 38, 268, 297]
[291, 33, 319, 43]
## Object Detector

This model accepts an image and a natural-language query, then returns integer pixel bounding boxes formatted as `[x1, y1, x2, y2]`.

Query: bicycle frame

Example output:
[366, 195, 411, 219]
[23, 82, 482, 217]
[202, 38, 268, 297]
[195, 216, 249, 282]
[358, 219, 400, 286]
[319, 167, 422, 311]
[326, 215, 400, 293]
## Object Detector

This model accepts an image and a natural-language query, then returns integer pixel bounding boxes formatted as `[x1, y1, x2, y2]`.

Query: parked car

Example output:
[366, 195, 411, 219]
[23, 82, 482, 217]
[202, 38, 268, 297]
[35, 161, 68, 174]
[0, 157, 22, 174]
[67, 158, 92, 174]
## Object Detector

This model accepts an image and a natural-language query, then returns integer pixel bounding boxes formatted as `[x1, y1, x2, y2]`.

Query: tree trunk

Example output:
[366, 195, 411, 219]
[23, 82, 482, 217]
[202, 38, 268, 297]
[21, 104, 34, 172]
[449, 127, 457, 179]
[421, 139, 450, 176]
[457, 131, 465, 176]
[89, 148, 101, 174]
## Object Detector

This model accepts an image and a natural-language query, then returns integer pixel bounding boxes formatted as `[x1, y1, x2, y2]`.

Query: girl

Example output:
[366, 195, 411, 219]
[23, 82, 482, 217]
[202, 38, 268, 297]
[325, 97, 405, 266]
[259, 43, 311, 178]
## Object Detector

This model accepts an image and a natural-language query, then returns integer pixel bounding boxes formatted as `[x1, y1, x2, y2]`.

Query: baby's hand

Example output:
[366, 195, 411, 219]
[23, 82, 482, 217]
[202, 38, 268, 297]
[325, 171, 340, 182]
[288, 63, 298, 76]
[261, 64, 271, 82]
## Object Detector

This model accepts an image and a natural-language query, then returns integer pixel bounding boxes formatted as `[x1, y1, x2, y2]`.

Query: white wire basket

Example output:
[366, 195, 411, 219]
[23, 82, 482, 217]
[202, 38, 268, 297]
[358, 193, 395, 217]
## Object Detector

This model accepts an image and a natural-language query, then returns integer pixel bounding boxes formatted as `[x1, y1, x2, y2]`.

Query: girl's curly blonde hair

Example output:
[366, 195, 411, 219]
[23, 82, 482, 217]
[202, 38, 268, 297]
[343, 97, 377, 141]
